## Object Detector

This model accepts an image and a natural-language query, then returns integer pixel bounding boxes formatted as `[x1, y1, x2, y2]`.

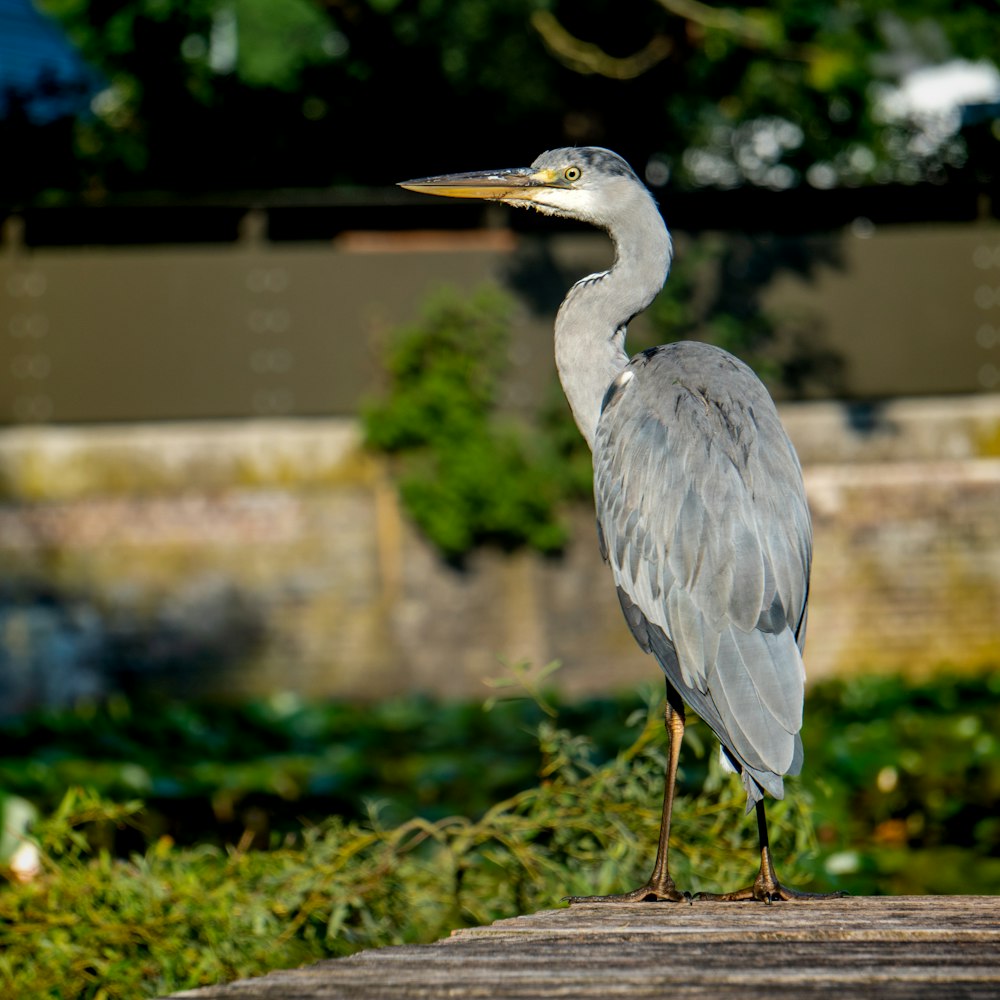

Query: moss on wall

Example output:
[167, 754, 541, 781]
[2, 405, 999, 709]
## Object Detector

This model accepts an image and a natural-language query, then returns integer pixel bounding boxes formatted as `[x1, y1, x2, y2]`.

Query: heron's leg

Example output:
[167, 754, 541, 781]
[565, 684, 688, 904]
[696, 800, 847, 903]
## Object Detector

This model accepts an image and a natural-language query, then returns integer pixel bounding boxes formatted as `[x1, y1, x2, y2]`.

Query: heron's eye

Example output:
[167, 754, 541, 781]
[564, 166, 582, 182]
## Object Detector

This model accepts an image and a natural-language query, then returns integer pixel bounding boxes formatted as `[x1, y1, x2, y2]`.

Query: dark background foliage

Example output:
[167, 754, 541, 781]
[2, 0, 997, 202]
[2, 670, 997, 895]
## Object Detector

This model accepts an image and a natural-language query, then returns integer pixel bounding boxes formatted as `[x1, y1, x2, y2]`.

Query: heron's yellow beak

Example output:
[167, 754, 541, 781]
[398, 167, 564, 203]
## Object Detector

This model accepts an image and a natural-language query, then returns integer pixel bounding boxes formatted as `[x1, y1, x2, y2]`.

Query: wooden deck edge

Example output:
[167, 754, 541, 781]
[163, 895, 1000, 999]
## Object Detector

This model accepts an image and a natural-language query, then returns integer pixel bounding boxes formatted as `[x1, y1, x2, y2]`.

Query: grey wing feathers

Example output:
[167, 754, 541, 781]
[594, 342, 810, 806]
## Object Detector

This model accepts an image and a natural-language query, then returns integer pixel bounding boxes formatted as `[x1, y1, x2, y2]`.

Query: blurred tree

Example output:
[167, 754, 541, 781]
[537, 0, 1000, 191]
[22, 0, 571, 197]
[3, 0, 996, 201]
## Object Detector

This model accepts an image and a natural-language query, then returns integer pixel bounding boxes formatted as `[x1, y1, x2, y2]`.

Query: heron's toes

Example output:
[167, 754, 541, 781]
[564, 882, 691, 905]
[766, 885, 849, 903]
[695, 882, 848, 903]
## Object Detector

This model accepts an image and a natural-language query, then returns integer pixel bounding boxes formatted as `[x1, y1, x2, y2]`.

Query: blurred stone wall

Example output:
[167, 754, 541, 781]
[0, 395, 998, 712]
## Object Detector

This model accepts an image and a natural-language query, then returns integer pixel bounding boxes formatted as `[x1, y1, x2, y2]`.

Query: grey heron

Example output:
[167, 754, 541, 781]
[399, 147, 843, 903]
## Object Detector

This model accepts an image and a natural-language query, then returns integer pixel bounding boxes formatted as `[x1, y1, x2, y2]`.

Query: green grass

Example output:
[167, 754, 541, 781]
[1, 666, 998, 998]
[0, 705, 815, 999]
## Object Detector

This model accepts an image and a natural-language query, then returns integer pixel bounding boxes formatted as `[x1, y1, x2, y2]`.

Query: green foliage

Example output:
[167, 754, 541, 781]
[650, 0, 1000, 189]
[8, 0, 996, 201]
[3, 669, 998, 895]
[801, 671, 1000, 894]
[0, 703, 815, 999]
[229, 0, 336, 90]
[20, 0, 560, 197]
[0, 670, 993, 992]
[363, 286, 573, 559]
[1, 668, 999, 995]
[0, 686, 585, 834]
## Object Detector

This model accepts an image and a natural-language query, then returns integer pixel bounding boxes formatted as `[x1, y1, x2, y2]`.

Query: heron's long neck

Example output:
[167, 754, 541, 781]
[553, 193, 672, 451]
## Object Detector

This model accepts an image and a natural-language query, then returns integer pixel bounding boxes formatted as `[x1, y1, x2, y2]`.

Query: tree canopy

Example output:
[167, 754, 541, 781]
[3, 0, 998, 202]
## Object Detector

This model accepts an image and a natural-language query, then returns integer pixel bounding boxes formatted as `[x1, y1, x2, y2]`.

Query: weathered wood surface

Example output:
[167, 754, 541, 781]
[167, 895, 999, 999]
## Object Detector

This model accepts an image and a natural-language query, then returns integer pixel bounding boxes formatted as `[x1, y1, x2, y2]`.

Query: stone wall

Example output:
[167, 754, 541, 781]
[0, 396, 998, 711]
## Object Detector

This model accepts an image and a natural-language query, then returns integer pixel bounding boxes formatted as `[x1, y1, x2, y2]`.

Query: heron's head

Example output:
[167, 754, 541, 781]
[398, 147, 650, 228]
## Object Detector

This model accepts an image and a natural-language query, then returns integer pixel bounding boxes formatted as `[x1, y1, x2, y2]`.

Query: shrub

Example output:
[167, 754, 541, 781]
[362, 285, 572, 560]
[0, 698, 816, 999]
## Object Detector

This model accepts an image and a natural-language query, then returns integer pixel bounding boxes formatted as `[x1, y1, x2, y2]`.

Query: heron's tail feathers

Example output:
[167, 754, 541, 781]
[720, 742, 800, 813]
[709, 625, 804, 775]
[739, 754, 804, 813]
[629, 590, 807, 810]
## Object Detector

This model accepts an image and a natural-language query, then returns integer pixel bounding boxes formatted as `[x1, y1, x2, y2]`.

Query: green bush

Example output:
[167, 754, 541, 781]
[2, 668, 998, 998]
[362, 285, 573, 559]
[0, 683, 641, 838]
[0, 704, 815, 999]
[799, 671, 1000, 895]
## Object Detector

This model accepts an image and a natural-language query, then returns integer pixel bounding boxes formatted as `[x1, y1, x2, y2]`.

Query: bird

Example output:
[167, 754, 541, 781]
[399, 147, 844, 903]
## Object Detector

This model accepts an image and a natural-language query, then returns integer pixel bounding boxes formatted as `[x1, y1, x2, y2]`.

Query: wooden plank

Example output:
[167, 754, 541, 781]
[165, 896, 1000, 999]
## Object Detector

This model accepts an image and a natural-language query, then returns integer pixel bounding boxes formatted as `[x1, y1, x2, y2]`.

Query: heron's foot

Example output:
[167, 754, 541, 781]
[564, 876, 690, 905]
[695, 874, 848, 904]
